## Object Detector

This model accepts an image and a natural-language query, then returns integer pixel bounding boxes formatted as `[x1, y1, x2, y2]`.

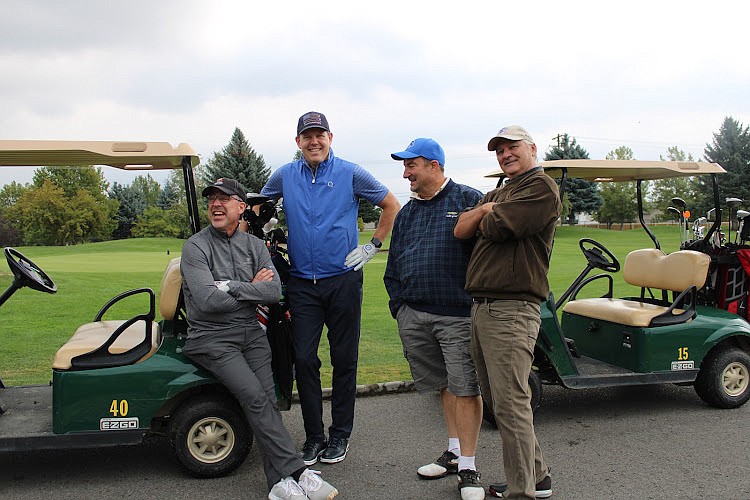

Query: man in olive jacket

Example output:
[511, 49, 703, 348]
[454, 126, 561, 500]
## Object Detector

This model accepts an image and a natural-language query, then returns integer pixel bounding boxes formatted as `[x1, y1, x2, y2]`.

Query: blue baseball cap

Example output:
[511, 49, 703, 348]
[391, 138, 445, 167]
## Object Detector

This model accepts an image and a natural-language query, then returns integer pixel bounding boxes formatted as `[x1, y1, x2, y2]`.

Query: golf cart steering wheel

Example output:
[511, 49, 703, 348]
[579, 238, 620, 273]
[4, 247, 57, 294]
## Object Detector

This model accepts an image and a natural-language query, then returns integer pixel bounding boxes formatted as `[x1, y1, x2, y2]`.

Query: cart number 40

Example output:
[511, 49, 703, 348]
[678, 347, 689, 360]
[109, 399, 129, 417]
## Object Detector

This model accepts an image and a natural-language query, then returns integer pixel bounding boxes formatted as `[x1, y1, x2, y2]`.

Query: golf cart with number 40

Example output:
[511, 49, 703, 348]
[485, 159, 750, 415]
[0, 141, 272, 478]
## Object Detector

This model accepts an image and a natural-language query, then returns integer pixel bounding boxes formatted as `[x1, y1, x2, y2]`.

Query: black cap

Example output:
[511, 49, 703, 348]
[201, 178, 247, 200]
[297, 111, 330, 135]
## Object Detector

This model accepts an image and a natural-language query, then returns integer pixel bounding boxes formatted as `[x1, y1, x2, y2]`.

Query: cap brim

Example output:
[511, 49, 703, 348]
[298, 125, 329, 134]
[487, 135, 527, 151]
[202, 185, 234, 197]
[391, 151, 421, 161]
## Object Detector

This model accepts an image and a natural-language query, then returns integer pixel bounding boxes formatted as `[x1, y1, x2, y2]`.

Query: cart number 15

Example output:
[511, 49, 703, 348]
[678, 347, 689, 360]
[109, 399, 129, 417]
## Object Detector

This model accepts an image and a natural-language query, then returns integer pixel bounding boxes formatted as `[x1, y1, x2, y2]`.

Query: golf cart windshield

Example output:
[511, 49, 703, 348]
[0, 140, 202, 234]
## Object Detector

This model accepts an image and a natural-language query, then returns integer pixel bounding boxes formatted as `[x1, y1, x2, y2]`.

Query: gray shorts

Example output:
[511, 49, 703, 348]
[396, 304, 480, 396]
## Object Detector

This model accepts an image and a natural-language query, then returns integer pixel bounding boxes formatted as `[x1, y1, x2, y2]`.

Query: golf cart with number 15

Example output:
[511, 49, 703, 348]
[484, 159, 750, 418]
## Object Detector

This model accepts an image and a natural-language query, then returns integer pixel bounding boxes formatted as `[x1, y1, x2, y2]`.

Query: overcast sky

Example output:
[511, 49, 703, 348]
[1, 0, 748, 204]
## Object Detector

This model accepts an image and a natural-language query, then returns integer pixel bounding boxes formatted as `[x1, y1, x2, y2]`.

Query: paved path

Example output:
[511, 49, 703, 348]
[2, 383, 749, 499]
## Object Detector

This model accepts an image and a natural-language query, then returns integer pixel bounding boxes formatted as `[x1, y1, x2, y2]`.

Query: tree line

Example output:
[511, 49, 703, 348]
[1, 118, 748, 245]
[0, 128, 383, 246]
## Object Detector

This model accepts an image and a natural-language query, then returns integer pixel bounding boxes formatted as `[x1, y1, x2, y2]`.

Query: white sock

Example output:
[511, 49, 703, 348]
[448, 438, 460, 456]
[458, 455, 476, 471]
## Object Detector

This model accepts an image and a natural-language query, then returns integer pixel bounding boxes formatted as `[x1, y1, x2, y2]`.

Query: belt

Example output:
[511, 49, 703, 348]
[472, 297, 497, 304]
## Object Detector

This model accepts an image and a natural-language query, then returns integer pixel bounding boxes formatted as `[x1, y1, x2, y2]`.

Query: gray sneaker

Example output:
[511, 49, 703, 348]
[268, 477, 307, 500]
[298, 468, 339, 500]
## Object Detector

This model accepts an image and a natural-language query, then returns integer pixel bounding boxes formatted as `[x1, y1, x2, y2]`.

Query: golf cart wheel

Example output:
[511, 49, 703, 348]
[695, 347, 750, 409]
[482, 371, 543, 428]
[169, 396, 253, 477]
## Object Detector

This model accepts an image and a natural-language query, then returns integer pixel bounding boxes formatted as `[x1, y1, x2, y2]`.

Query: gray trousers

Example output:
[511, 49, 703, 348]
[183, 327, 304, 489]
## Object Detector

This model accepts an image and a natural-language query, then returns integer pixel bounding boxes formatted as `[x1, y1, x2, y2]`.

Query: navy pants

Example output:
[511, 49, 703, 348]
[288, 270, 363, 442]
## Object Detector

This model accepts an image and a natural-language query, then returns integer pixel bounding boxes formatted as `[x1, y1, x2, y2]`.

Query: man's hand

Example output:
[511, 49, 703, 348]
[344, 242, 379, 271]
[252, 268, 275, 282]
[214, 280, 230, 292]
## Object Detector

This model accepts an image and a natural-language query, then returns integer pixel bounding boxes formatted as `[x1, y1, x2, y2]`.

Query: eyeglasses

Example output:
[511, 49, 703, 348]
[207, 194, 244, 203]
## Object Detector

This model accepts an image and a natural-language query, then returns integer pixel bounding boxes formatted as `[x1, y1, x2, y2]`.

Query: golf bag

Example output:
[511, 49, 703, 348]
[245, 199, 295, 411]
[696, 245, 750, 322]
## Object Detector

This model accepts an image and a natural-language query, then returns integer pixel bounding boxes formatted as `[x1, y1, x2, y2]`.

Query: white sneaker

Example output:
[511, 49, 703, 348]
[268, 477, 307, 500]
[298, 468, 339, 500]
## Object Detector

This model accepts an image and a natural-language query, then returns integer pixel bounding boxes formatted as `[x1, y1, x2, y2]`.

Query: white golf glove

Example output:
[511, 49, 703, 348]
[262, 217, 278, 233]
[214, 280, 230, 292]
[344, 242, 379, 271]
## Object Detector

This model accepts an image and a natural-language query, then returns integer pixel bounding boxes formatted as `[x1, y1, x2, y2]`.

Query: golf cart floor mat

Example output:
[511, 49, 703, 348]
[0, 385, 53, 436]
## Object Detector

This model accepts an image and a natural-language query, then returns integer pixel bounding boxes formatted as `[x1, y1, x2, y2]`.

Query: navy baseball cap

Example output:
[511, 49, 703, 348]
[297, 111, 330, 135]
[391, 138, 445, 167]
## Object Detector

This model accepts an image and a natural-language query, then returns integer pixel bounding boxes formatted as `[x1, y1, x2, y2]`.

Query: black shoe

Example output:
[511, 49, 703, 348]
[319, 436, 349, 464]
[300, 439, 328, 466]
[488, 471, 552, 498]
[457, 469, 485, 500]
[417, 450, 459, 479]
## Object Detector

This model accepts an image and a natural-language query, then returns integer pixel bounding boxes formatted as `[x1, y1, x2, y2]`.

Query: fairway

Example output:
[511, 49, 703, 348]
[0, 225, 686, 386]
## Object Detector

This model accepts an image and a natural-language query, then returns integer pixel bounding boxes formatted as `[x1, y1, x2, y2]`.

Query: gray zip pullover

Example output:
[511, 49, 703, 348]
[181, 224, 281, 338]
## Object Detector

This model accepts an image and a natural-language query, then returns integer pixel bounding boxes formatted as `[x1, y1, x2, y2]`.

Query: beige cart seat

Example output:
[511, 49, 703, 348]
[53, 258, 182, 370]
[562, 249, 710, 327]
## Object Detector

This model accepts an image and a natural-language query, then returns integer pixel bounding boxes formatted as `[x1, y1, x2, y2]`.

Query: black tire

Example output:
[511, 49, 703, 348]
[695, 347, 750, 409]
[169, 395, 253, 478]
[482, 371, 543, 428]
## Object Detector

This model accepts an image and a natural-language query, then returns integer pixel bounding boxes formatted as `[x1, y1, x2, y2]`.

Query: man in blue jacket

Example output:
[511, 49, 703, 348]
[262, 112, 400, 465]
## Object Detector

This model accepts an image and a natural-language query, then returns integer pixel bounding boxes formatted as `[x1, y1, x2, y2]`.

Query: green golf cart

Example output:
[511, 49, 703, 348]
[485, 159, 750, 416]
[0, 141, 255, 477]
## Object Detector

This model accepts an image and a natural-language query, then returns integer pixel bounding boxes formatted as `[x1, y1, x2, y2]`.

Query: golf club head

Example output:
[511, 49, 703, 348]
[671, 197, 687, 210]
[667, 206, 681, 217]
[726, 197, 743, 209]
[737, 210, 750, 220]
[707, 208, 716, 222]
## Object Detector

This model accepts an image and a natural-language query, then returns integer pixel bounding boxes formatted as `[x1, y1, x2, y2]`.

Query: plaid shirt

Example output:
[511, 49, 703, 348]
[384, 180, 482, 318]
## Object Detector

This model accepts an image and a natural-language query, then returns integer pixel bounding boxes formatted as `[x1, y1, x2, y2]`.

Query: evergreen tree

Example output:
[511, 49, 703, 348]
[701, 116, 750, 218]
[109, 181, 147, 239]
[199, 128, 271, 195]
[358, 198, 382, 224]
[544, 133, 601, 224]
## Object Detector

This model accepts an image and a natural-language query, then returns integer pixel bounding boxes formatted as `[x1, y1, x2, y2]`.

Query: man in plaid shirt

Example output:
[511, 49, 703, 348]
[384, 138, 486, 500]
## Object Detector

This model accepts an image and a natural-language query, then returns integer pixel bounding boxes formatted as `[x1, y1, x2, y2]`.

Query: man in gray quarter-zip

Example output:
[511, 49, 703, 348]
[181, 177, 338, 500]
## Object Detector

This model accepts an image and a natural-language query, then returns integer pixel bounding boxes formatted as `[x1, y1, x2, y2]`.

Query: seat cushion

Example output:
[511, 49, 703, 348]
[562, 298, 685, 327]
[53, 320, 160, 370]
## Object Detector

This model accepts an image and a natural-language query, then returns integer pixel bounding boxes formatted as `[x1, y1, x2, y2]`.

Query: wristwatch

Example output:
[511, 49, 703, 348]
[370, 237, 383, 248]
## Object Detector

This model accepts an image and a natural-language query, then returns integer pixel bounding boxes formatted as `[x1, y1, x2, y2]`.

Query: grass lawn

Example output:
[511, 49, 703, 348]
[0, 225, 687, 387]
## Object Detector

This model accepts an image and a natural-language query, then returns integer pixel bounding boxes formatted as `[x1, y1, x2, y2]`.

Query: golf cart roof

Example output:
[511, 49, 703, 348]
[0, 140, 199, 170]
[486, 160, 726, 182]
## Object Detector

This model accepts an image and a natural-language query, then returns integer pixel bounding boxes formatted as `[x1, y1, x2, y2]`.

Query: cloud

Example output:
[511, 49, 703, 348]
[1, 0, 748, 204]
